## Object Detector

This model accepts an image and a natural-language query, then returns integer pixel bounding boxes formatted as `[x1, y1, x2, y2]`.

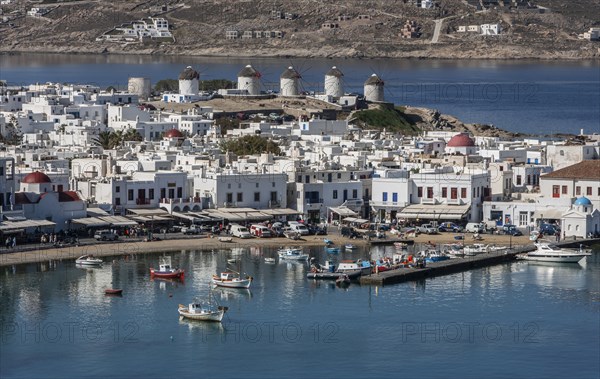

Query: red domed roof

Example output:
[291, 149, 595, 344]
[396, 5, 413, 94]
[447, 133, 475, 147]
[164, 129, 184, 138]
[22, 171, 52, 184]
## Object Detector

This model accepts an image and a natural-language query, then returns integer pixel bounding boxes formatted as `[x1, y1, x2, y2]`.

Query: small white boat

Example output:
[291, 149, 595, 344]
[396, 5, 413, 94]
[394, 242, 408, 249]
[334, 259, 372, 276]
[277, 248, 309, 261]
[519, 243, 591, 263]
[218, 236, 233, 243]
[344, 244, 356, 250]
[264, 257, 276, 263]
[227, 258, 238, 264]
[178, 300, 228, 322]
[463, 244, 489, 256]
[150, 256, 184, 279]
[211, 271, 253, 289]
[75, 255, 103, 266]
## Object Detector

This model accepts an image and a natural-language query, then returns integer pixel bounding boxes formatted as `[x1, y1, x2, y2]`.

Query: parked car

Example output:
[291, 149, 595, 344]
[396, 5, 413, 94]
[507, 228, 523, 236]
[539, 223, 559, 235]
[230, 224, 252, 239]
[437, 222, 463, 233]
[417, 223, 437, 234]
[94, 230, 118, 241]
[502, 224, 517, 233]
[181, 225, 202, 235]
[465, 222, 485, 233]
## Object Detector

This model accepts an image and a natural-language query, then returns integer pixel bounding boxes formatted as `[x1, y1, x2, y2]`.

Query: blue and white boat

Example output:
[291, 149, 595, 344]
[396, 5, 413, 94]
[323, 238, 333, 245]
[419, 249, 450, 263]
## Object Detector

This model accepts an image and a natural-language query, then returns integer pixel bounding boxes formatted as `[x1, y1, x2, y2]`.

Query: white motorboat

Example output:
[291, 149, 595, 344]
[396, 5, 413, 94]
[277, 248, 309, 261]
[264, 257, 276, 263]
[211, 271, 253, 289]
[519, 243, 591, 263]
[75, 255, 103, 266]
[463, 244, 489, 256]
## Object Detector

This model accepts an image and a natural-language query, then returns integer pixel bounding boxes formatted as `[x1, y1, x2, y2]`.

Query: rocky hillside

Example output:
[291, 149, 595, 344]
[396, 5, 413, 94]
[0, 0, 599, 59]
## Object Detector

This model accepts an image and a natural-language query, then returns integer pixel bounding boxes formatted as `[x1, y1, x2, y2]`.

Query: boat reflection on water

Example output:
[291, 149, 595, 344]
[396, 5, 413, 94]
[179, 317, 226, 337]
[213, 287, 253, 301]
[517, 260, 587, 290]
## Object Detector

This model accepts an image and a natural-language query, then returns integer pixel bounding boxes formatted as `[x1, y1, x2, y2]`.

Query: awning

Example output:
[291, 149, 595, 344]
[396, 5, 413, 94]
[99, 216, 138, 226]
[0, 219, 56, 231]
[532, 209, 564, 220]
[72, 218, 110, 227]
[329, 206, 357, 217]
[127, 209, 170, 216]
[72, 216, 138, 227]
[343, 217, 369, 224]
[87, 208, 110, 217]
[397, 204, 471, 220]
[261, 208, 303, 216]
[127, 215, 172, 223]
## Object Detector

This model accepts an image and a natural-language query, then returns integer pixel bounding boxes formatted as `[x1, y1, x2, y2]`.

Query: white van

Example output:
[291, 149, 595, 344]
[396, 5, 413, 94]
[230, 224, 252, 239]
[465, 222, 484, 233]
[288, 222, 310, 236]
[250, 224, 272, 238]
[94, 230, 118, 241]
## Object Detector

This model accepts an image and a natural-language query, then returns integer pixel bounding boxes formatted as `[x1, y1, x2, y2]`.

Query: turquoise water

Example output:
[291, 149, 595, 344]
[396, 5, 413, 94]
[0, 55, 598, 136]
[1, 245, 598, 378]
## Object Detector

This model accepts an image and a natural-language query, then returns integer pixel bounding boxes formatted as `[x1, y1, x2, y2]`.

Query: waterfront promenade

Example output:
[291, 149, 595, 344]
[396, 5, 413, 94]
[0, 231, 535, 267]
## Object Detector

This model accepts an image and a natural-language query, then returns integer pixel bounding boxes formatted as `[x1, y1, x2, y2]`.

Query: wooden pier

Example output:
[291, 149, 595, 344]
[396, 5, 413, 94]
[359, 245, 536, 286]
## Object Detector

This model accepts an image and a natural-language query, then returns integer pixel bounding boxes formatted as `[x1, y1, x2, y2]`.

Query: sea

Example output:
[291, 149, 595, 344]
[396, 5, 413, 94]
[0, 54, 599, 136]
[1, 244, 599, 379]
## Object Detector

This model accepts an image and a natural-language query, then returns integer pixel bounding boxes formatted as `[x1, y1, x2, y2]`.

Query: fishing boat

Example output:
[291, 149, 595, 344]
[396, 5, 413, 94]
[278, 248, 309, 261]
[333, 259, 371, 276]
[150, 256, 185, 279]
[419, 249, 450, 263]
[178, 297, 228, 322]
[211, 271, 253, 289]
[218, 236, 233, 242]
[308, 260, 362, 280]
[518, 243, 591, 263]
[264, 257, 276, 263]
[75, 255, 103, 266]
[104, 288, 123, 295]
[325, 247, 340, 254]
[323, 238, 333, 245]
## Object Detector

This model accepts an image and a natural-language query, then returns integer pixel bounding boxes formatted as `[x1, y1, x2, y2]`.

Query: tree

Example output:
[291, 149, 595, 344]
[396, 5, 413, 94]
[122, 128, 143, 142]
[2, 115, 22, 145]
[92, 131, 115, 149]
[220, 135, 281, 156]
[154, 79, 178, 93]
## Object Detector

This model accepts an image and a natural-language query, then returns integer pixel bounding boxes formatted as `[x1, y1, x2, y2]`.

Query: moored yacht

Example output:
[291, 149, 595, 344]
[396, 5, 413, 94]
[519, 243, 591, 263]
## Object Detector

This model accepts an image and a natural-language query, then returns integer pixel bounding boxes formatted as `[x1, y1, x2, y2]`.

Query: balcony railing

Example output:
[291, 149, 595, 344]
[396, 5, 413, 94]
[135, 198, 152, 205]
[268, 200, 281, 208]
[159, 197, 202, 204]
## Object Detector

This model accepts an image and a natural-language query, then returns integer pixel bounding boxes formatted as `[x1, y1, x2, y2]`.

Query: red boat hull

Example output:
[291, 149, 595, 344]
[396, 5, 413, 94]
[105, 289, 123, 295]
[150, 268, 185, 279]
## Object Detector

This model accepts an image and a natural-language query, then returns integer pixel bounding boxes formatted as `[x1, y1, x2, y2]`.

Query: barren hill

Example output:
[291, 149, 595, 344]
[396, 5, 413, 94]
[0, 0, 599, 59]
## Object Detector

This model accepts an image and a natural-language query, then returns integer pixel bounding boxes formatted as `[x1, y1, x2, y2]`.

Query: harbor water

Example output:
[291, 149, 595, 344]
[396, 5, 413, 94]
[1, 244, 599, 378]
[0, 54, 598, 136]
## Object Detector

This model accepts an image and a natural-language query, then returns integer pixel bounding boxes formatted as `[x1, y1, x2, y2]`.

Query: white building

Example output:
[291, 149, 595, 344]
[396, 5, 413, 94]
[372, 167, 490, 223]
[582, 27, 600, 41]
[561, 197, 600, 238]
[324, 66, 344, 98]
[193, 169, 287, 210]
[0, 157, 16, 212]
[14, 171, 87, 232]
[237, 65, 261, 96]
[539, 160, 600, 209]
[481, 24, 502, 35]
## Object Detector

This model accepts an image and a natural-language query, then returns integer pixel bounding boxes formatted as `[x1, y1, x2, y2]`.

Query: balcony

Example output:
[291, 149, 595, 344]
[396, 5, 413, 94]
[135, 198, 153, 205]
[447, 198, 463, 205]
[268, 200, 281, 208]
[420, 198, 436, 205]
[305, 199, 323, 211]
